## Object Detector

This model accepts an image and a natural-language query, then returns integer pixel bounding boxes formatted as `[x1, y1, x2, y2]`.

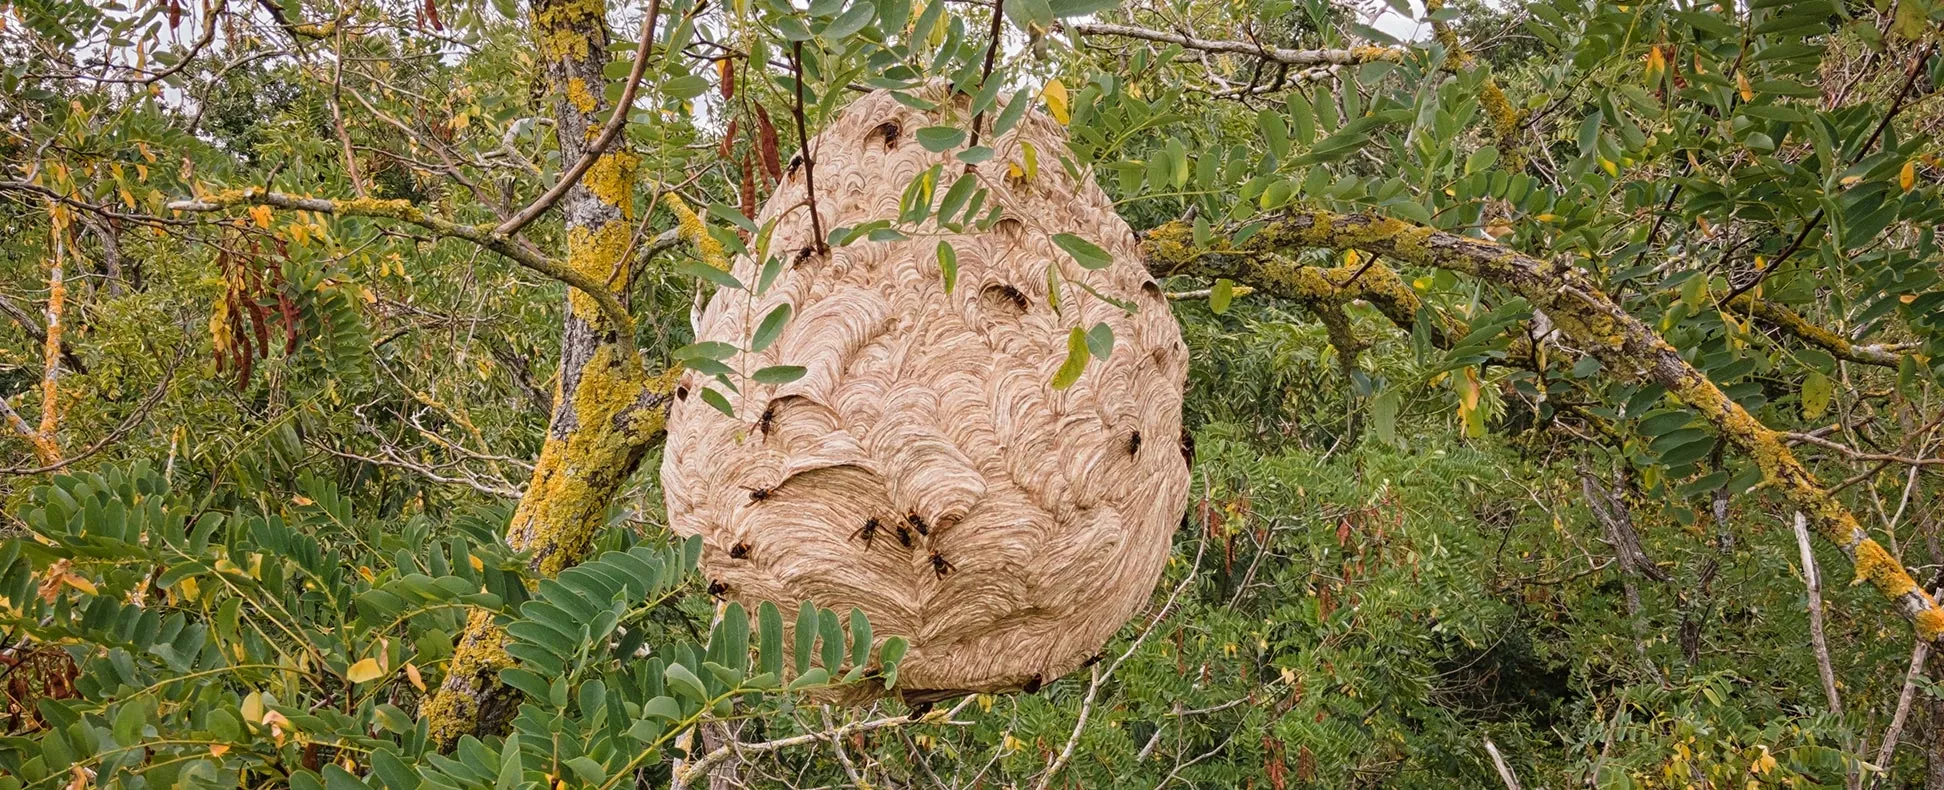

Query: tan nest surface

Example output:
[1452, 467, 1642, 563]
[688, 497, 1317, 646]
[661, 87, 1190, 701]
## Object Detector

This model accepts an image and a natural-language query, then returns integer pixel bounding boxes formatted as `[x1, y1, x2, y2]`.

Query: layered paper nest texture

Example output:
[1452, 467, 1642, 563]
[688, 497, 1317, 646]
[662, 87, 1191, 699]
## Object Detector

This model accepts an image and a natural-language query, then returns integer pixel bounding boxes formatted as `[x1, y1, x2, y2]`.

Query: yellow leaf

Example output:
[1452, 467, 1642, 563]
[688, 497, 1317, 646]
[1644, 46, 1666, 80]
[1901, 160, 1916, 192]
[345, 657, 385, 684]
[1736, 71, 1753, 102]
[63, 575, 97, 596]
[1042, 78, 1070, 125]
[249, 204, 273, 228]
[209, 744, 230, 757]
[405, 662, 426, 691]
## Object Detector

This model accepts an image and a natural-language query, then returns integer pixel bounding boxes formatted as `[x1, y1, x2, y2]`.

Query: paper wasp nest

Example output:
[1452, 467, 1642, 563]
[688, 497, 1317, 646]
[661, 88, 1190, 701]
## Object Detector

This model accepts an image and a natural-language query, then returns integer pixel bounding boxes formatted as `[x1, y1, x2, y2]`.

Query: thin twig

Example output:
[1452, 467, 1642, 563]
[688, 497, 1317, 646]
[1719, 40, 1936, 306]
[1868, 637, 1930, 788]
[789, 41, 828, 254]
[966, 0, 1005, 148]
[1035, 484, 1210, 790]
[676, 697, 975, 785]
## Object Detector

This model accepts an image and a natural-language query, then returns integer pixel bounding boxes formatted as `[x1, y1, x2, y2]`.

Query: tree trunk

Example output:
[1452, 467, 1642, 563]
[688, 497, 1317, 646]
[421, 0, 673, 747]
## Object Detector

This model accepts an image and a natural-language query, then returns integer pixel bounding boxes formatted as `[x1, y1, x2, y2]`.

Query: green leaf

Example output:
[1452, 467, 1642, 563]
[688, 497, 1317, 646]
[848, 608, 871, 666]
[640, 695, 683, 721]
[1258, 109, 1290, 158]
[675, 341, 739, 361]
[565, 757, 607, 784]
[700, 388, 736, 417]
[1801, 370, 1832, 420]
[676, 260, 743, 290]
[793, 600, 817, 675]
[821, 2, 876, 39]
[1085, 321, 1114, 360]
[752, 365, 807, 384]
[751, 304, 792, 353]
[664, 662, 709, 703]
[1210, 279, 1234, 314]
[708, 202, 760, 234]
[1047, 0, 1119, 17]
[758, 602, 784, 678]
[992, 89, 1032, 137]
[1051, 233, 1112, 270]
[916, 126, 966, 151]
[937, 241, 959, 294]
[662, 74, 711, 100]
[788, 667, 830, 690]
[1052, 327, 1089, 389]
[879, 636, 908, 667]
[936, 176, 977, 224]
[1371, 389, 1400, 445]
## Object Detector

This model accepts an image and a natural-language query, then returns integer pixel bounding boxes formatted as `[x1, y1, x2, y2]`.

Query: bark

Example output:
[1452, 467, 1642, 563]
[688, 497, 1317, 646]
[1793, 512, 1843, 718]
[420, 0, 675, 747]
[1144, 211, 1944, 648]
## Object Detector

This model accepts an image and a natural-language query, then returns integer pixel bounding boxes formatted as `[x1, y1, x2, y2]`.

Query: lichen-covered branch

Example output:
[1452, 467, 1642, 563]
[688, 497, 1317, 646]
[166, 188, 636, 346]
[1727, 294, 1909, 368]
[1064, 21, 1403, 67]
[1144, 245, 1456, 347]
[1144, 211, 1944, 646]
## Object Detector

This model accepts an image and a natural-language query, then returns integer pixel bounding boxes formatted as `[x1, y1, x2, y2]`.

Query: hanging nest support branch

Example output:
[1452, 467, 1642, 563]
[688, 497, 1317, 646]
[662, 87, 1192, 703]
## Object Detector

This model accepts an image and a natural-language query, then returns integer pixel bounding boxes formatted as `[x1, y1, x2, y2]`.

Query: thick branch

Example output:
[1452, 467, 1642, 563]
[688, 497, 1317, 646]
[166, 188, 634, 346]
[1064, 22, 1403, 67]
[1144, 211, 1944, 646]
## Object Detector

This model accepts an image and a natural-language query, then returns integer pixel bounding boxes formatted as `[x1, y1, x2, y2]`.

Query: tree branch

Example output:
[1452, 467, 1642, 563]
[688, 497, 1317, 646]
[1063, 22, 1403, 67]
[675, 698, 976, 786]
[1144, 211, 1944, 647]
[1727, 294, 1911, 368]
[166, 188, 635, 348]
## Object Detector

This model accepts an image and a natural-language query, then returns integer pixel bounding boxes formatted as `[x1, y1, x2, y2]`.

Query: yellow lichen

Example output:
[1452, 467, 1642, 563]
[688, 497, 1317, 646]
[584, 151, 639, 218]
[1353, 45, 1404, 63]
[566, 78, 598, 114]
[533, 0, 604, 62]
[1916, 607, 1944, 641]
[1138, 221, 1200, 269]
[422, 609, 514, 748]
[565, 220, 633, 323]
[1852, 539, 1919, 598]
[661, 193, 729, 271]
[507, 351, 677, 576]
